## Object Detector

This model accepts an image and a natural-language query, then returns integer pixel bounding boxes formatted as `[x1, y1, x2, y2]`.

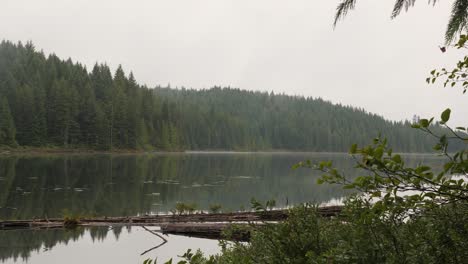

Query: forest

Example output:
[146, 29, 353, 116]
[0, 40, 447, 152]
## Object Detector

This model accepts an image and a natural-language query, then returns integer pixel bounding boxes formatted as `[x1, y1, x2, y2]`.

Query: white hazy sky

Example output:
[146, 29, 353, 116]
[0, 0, 466, 124]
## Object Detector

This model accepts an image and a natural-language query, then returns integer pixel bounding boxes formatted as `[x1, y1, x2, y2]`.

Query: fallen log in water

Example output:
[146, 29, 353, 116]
[161, 223, 251, 241]
[0, 221, 63, 230]
[0, 206, 343, 231]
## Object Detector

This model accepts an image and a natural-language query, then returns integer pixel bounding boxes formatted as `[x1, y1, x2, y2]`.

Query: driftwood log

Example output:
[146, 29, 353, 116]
[161, 223, 251, 241]
[0, 206, 343, 238]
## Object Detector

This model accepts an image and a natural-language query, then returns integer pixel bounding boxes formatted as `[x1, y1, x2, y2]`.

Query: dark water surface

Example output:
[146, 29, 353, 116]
[0, 152, 445, 263]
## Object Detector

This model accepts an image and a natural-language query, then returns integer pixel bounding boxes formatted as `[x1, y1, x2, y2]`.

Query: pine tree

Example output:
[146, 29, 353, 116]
[0, 96, 16, 146]
[31, 87, 47, 146]
[13, 84, 34, 145]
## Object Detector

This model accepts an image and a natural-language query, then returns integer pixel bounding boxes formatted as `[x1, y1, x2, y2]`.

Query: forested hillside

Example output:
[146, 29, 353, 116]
[0, 40, 444, 152]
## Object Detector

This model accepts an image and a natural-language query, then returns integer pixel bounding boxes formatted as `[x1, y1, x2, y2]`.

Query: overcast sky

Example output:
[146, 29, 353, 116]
[1, 0, 466, 124]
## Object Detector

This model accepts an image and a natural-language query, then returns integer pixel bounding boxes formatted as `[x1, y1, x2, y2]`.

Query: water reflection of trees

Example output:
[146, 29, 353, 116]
[0, 154, 445, 220]
[0, 226, 123, 262]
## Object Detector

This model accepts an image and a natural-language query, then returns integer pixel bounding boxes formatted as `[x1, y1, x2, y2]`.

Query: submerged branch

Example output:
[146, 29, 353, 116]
[140, 226, 168, 256]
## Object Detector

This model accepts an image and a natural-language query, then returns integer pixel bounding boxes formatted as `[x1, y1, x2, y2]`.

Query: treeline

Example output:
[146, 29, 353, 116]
[0, 40, 450, 152]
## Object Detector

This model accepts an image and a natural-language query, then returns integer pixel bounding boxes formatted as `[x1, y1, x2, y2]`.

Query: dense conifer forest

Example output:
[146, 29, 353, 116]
[0, 40, 443, 152]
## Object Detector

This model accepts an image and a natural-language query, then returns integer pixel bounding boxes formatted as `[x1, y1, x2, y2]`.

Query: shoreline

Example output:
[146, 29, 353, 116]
[0, 146, 149, 156]
[0, 146, 440, 156]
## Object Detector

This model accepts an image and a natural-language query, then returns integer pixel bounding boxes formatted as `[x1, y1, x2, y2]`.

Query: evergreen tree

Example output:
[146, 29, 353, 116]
[31, 87, 47, 146]
[0, 96, 16, 146]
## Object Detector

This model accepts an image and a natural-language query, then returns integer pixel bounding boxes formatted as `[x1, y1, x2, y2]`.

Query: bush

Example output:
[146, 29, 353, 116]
[174, 202, 198, 215]
[209, 204, 222, 214]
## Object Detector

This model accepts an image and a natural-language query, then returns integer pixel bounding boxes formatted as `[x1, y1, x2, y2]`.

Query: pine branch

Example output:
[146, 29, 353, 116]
[446, 0, 468, 43]
[334, 0, 357, 28]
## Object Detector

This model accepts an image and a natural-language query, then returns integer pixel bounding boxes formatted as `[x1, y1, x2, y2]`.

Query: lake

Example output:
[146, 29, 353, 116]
[0, 152, 446, 263]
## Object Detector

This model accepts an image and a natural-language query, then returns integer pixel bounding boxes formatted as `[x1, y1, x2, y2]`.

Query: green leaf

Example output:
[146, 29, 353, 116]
[419, 119, 429, 128]
[441, 108, 451, 123]
[374, 147, 384, 159]
[291, 163, 302, 170]
[392, 154, 402, 163]
[444, 162, 454, 172]
[415, 166, 431, 174]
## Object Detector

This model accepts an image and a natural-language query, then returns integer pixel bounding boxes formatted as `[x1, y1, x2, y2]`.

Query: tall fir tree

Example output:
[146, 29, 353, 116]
[0, 96, 16, 146]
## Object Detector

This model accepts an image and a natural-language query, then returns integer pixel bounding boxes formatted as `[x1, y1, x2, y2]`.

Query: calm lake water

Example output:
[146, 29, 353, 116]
[0, 152, 446, 263]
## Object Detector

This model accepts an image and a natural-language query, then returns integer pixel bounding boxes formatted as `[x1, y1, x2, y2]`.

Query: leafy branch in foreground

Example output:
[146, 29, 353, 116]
[428, 34, 468, 94]
[299, 109, 467, 217]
